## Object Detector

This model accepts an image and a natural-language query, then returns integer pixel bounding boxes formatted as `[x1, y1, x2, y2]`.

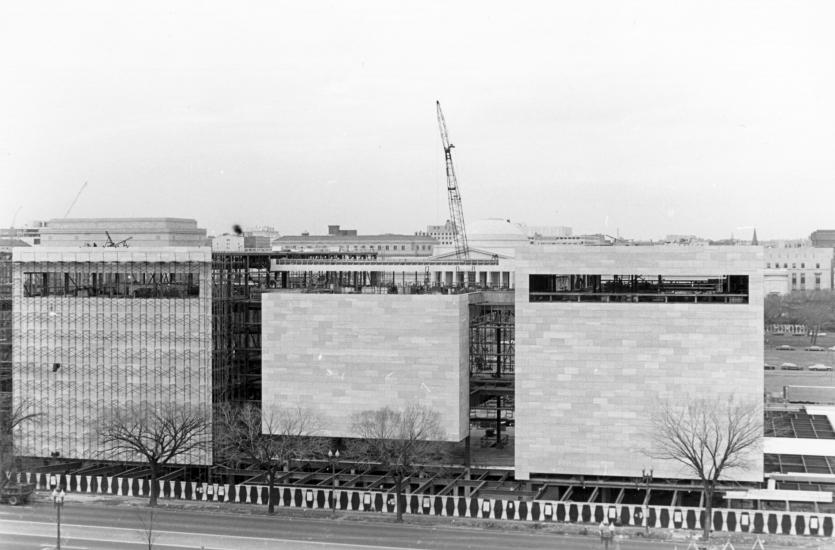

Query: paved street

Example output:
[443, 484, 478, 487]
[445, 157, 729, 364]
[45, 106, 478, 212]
[0, 500, 674, 550]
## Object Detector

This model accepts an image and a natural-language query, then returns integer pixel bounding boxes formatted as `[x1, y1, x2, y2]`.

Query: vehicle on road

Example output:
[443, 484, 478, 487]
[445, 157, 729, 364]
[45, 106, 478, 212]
[806, 346, 826, 352]
[780, 362, 801, 370]
[764, 364, 776, 370]
[0, 483, 35, 506]
[808, 364, 834, 372]
[776, 345, 795, 351]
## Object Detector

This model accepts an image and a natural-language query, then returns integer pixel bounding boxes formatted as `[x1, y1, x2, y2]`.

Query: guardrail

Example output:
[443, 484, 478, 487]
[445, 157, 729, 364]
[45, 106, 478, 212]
[14, 471, 835, 537]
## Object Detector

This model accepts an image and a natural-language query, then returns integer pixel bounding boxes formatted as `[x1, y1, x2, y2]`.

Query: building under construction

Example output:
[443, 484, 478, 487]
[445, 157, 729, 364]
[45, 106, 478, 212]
[10, 246, 213, 465]
[8, 241, 766, 488]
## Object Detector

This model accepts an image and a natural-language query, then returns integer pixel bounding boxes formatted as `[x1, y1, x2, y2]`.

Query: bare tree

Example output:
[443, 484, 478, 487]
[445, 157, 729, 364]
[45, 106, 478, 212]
[783, 290, 835, 344]
[647, 395, 761, 543]
[99, 403, 210, 506]
[135, 509, 158, 550]
[215, 403, 324, 514]
[349, 403, 444, 522]
[0, 398, 41, 487]
[763, 292, 784, 327]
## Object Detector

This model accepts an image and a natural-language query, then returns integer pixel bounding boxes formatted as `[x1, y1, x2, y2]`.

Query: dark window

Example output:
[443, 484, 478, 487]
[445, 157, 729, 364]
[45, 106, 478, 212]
[529, 274, 749, 304]
[23, 270, 200, 298]
[802, 263, 805, 268]
[816, 273, 822, 290]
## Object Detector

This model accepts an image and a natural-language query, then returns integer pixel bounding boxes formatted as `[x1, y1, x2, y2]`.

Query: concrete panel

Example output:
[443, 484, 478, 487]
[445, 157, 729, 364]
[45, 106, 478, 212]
[262, 293, 470, 441]
[513, 246, 764, 482]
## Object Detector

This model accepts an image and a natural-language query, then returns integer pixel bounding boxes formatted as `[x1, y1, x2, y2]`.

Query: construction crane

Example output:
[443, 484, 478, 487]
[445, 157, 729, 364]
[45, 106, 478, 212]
[436, 101, 470, 259]
[64, 181, 88, 218]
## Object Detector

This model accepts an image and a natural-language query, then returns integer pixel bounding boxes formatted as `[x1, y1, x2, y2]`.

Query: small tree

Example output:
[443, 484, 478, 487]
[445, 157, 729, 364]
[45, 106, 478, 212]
[215, 403, 323, 514]
[0, 398, 41, 487]
[135, 509, 158, 550]
[350, 403, 444, 522]
[648, 395, 761, 543]
[99, 403, 210, 506]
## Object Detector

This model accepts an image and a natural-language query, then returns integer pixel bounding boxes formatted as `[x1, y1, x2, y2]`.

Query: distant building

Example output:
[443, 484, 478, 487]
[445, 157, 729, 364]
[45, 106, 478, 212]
[811, 230, 835, 249]
[40, 218, 208, 248]
[275, 225, 436, 257]
[763, 246, 833, 292]
[523, 225, 572, 238]
[212, 234, 245, 252]
[420, 220, 457, 247]
[0, 221, 46, 246]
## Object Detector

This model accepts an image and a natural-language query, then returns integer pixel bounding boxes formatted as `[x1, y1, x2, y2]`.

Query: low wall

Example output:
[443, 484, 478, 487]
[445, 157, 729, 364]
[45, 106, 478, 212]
[18, 471, 835, 537]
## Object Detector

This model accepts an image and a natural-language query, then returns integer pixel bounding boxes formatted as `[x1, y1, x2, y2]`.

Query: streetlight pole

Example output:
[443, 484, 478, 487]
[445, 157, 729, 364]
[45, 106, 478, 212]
[641, 469, 653, 536]
[328, 449, 340, 518]
[52, 488, 65, 550]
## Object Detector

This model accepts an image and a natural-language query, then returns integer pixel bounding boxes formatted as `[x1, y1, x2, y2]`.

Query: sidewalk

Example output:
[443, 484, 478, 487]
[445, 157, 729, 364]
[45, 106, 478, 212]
[28, 490, 835, 550]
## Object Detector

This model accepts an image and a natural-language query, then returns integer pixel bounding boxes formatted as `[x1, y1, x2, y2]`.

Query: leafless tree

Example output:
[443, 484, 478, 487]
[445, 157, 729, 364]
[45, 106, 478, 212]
[783, 290, 835, 344]
[647, 395, 761, 543]
[215, 403, 324, 514]
[349, 403, 444, 522]
[0, 398, 41, 487]
[763, 292, 784, 326]
[135, 509, 158, 550]
[99, 403, 210, 506]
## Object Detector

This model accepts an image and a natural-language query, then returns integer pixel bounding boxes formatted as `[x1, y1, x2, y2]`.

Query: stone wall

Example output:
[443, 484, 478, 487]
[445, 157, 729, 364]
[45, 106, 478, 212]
[261, 293, 470, 441]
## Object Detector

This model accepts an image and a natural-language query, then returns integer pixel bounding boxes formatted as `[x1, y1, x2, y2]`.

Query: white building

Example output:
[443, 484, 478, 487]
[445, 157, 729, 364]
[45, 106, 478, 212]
[764, 246, 833, 292]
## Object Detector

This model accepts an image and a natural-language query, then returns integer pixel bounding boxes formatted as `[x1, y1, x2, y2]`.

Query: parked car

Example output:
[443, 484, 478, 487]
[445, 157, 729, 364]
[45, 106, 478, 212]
[808, 364, 833, 372]
[776, 345, 795, 351]
[780, 362, 801, 370]
[764, 364, 776, 370]
[829, 346, 835, 352]
[806, 346, 826, 352]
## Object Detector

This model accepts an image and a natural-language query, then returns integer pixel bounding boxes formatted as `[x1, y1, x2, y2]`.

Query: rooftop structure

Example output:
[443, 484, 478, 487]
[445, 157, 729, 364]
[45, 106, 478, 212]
[40, 217, 209, 248]
[811, 230, 835, 249]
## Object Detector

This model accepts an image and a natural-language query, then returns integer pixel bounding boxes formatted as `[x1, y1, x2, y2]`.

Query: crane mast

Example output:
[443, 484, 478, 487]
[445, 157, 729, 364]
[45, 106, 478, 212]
[436, 101, 469, 259]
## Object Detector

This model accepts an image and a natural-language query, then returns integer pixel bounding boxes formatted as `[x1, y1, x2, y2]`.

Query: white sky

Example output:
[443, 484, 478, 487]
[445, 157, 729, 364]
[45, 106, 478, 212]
[1, 1, 834, 240]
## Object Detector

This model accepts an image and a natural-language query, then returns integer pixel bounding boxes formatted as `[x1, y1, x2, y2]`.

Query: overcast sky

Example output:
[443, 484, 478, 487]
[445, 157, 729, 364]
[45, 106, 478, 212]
[2, 1, 834, 240]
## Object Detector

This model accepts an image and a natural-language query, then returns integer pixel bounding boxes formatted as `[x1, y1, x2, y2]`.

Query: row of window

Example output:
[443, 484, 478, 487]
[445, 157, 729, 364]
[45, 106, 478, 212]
[529, 274, 749, 304]
[766, 262, 822, 269]
[23, 272, 200, 298]
[791, 273, 822, 290]
[347, 244, 432, 251]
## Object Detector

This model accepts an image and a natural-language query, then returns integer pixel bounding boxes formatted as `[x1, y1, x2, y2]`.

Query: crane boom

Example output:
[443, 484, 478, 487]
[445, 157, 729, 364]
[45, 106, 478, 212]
[64, 181, 88, 218]
[436, 101, 469, 259]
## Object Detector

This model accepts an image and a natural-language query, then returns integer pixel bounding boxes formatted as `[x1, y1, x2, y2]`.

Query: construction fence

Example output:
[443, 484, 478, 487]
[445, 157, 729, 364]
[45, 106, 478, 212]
[14, 471, 835, 538]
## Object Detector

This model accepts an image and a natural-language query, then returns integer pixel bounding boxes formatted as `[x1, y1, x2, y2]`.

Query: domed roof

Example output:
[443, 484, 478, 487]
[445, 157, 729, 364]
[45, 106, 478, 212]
[467, 218, 528, 242]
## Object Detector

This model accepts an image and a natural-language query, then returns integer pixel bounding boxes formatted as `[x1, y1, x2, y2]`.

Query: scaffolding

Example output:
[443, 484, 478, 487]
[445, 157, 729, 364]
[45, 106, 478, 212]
[469, 302, 515, 450]
[11, 251, 212, 464]
[0, 247, 12, 439]
[211, 252, 269, 406]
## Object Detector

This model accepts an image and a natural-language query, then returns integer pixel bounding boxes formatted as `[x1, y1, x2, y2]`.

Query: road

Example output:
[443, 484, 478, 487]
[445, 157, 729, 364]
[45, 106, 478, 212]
[0, 500, 672, 550]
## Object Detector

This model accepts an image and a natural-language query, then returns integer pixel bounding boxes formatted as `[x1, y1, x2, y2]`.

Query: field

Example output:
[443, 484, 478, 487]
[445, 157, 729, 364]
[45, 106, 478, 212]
[764, 332, 835, 394]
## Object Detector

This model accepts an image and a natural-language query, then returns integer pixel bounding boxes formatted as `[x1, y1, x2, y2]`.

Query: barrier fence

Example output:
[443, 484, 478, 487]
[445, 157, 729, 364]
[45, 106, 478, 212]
[14, 471, 835, 538]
